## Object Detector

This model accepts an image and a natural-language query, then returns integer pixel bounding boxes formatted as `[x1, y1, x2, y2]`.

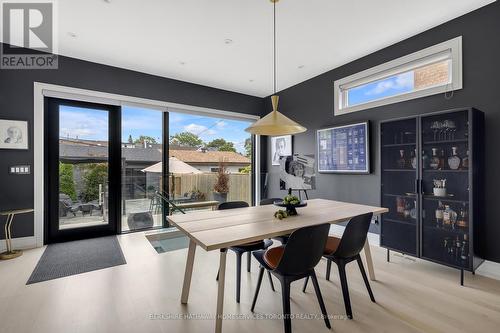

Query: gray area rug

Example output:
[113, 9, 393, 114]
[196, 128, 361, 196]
[27, 236, 126, 284]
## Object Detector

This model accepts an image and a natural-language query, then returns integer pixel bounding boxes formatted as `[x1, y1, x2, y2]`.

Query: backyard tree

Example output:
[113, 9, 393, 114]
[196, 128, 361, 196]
[244, 137, 252, 157]
[82, 163, 108, 202]
[170, 132, 203, 147]
[134, 135, 157, 145]
[59, 162, 77, 201]
[207, 138, 236, 152]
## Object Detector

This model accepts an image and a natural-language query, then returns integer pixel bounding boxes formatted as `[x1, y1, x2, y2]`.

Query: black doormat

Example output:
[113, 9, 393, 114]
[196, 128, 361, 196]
[27, 236, 126, 284]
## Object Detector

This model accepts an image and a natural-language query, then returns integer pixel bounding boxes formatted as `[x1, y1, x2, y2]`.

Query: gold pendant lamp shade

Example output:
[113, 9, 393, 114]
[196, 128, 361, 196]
[245, 0, 307, 136]
[245, 95, 306, 135]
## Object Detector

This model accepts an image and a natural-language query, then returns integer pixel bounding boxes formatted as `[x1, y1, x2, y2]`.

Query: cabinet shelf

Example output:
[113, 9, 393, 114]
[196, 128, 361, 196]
[423, 225, 468, 236]
[384, 218, 417, 226]
[382, 143, 416, 148]
[423, 195, 468, 204]
[423, 169, 468, 173]
[423, 139, 468, 145]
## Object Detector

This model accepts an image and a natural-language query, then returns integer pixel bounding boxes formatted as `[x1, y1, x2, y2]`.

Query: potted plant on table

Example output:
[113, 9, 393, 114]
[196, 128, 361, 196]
[213, 160, 229, 203]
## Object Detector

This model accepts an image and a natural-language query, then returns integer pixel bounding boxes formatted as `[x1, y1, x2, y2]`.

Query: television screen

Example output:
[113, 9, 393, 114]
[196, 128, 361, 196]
[317, 121, 370, 174]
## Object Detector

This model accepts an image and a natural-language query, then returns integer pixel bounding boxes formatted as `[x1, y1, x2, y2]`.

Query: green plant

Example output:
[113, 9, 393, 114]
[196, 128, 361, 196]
[239, 165, 251, 174]
[274, 209, 288, 220]
[59, 162, 77, 200]
[213, 161, 229, 193]
[207, 138, 236, 152]
[169, 132, 203, 147]
[81, 163, 108, 202]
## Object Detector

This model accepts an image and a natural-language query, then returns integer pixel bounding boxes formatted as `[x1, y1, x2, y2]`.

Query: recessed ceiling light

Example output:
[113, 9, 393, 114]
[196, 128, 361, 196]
[179, 61, 186, 65]
[103, 0, 112, 3]
[224, 39, 233, 45]
[249, 79, 254, 82]
[67, 32, 77, 38]
[297, 65, 305, 69]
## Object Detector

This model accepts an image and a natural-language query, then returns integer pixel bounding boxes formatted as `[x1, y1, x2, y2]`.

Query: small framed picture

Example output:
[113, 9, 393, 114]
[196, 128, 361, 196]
[271, 135, 292, 166]
[0, 119, 29, 150]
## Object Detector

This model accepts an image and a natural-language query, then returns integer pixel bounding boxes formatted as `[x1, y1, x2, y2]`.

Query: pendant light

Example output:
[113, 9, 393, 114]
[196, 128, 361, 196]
[245, 0, 306, 136]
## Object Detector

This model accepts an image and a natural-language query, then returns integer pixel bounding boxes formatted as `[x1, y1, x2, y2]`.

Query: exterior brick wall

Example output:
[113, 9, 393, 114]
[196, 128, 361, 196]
[414, 61, 449, 90]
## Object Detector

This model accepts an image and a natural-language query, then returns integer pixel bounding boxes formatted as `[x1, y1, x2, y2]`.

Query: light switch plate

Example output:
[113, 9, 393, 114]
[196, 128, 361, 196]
[9, 165, 31, 175]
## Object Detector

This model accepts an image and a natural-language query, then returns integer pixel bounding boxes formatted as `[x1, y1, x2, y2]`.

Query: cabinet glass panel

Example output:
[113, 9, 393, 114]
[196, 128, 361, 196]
[421, 111, 470, 268]
[381, 118, 418, 255]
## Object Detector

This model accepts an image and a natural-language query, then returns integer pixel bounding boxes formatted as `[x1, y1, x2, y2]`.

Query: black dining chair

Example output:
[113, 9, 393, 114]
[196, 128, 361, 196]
[251, 223, 331, 333]
[259, 198, 290, 245]
[216, 201, 275, 303]
[302, 212, 375, 319]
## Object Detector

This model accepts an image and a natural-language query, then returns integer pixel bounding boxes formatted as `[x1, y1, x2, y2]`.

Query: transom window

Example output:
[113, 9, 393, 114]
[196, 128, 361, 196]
[334, 36, 462, 115]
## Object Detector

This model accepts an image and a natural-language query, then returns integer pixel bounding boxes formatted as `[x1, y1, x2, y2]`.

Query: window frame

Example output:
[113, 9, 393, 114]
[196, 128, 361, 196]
[334, 36, 463, 116]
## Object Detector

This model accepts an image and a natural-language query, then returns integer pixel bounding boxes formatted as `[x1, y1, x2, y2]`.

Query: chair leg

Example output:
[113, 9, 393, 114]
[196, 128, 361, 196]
[216, 269, 219, 281]
[280, 279, 292, 333]
[251, 267, 265, 312]
[357, 255, 375, 302]
[302, 276, 309, 293]
[236, 252, 242, 303]
[267, 271, 275, 292]
[310, 270, 331, 329]
[326, 259, 332, 281]
[247, 251, 251, 272]
[338, 261, 353, 319]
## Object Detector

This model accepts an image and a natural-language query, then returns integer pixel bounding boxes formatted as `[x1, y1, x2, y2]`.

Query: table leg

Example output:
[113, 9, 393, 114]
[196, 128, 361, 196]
[363, 238, 376, 281]
[215, 248, 227, 333]
[3, 214, 11, 252]
[181, 239, 197, 304]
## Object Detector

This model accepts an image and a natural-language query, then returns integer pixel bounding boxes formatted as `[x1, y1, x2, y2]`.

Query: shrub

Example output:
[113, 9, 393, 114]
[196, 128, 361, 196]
[81, 163, 108, 202]
[213, 161, 229, 193]
[59, 162, 77, 201]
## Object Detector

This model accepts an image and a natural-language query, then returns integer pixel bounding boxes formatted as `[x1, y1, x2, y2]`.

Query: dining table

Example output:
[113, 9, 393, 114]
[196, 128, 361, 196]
[167, 198, 389, 333]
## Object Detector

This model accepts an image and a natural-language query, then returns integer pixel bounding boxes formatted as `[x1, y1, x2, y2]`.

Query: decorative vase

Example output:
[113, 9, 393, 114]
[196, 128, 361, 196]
[213, 192, 227, 203]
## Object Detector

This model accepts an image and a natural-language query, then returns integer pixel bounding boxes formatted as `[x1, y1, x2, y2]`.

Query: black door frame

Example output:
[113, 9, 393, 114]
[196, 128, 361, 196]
[45, 97, 121, 244]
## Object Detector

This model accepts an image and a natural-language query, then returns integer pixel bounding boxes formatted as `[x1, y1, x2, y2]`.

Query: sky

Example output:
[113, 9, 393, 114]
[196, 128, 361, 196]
[348, 71, 414, 106]
[59, 105, 252, 153]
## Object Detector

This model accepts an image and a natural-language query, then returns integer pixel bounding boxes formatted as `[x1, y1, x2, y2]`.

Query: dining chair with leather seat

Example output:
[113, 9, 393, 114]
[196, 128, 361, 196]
[251, 223, 332, 333]
[259, 198, 290, 245]
[216, 201, 275, 303]
[302, 212, 375, 319]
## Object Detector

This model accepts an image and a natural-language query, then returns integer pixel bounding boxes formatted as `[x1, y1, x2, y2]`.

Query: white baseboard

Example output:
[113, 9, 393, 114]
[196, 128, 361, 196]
[0, 236, 37, 252]
[329, 224, 500, 282]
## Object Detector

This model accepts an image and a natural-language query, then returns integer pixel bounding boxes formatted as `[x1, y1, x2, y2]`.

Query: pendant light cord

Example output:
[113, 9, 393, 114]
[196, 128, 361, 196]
[273, 0, 277, 95]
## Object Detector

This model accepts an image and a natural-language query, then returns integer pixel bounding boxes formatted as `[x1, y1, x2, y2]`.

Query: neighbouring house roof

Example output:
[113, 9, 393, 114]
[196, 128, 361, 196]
[141, 158, 203, 174]
[169, 149, 250, 165]
[59, 144, 250, 165]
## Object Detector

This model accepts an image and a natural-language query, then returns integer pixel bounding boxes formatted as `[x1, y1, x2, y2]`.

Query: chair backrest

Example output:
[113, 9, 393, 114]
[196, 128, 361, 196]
[334, 212, 373, 258]
[259, 198, 282, 206]
[218, 201, 249, 210]
[275, 223, 330, 275]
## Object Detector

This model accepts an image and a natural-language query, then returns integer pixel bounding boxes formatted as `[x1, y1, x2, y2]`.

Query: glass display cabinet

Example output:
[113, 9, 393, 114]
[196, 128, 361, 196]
[380, 108, 484, 285]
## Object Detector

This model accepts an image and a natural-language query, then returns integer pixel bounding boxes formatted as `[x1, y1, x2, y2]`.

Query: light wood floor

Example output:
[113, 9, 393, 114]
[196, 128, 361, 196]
[1, 232, 500, 333]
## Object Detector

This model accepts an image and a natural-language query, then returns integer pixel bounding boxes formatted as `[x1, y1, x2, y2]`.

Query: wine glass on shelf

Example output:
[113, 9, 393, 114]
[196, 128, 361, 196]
[430, 121, 440, 141]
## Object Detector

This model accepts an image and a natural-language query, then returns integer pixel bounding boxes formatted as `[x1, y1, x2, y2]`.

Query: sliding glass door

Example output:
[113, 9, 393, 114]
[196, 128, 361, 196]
[45, 96, 256, 244]
[46, 98, 121, 243]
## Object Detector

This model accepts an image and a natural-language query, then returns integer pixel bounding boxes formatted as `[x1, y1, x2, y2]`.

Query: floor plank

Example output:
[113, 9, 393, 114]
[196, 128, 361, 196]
[0, 232, 499, 333]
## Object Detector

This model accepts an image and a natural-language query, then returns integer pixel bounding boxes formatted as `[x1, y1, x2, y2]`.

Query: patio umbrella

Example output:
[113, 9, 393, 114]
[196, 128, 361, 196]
[142, 157, 202, 199]
[141, 157, 202, 174]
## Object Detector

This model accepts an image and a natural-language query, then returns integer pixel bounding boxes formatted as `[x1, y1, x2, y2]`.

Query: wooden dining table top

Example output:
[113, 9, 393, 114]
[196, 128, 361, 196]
[167, 199, 388, 251]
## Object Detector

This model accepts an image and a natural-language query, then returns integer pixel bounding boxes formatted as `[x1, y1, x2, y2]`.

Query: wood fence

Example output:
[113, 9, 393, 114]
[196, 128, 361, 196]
[169, 173, 251, 203]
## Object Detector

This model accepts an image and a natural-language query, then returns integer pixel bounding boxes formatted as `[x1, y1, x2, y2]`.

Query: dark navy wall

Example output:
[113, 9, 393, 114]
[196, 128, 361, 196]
[0, 49, 263, 239]
[263, 2, 500, 262]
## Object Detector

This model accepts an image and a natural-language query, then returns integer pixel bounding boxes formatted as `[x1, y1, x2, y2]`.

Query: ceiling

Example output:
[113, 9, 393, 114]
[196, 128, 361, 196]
[7, 0, 497, 97]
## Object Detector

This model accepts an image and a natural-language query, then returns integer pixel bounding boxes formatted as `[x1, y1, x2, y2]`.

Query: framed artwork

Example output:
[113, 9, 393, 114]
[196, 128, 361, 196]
[279, 154, 316, 190]
[271, 135, 292, 166]
[0, 119, 29, 150]
[317, 121, 370, 174]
